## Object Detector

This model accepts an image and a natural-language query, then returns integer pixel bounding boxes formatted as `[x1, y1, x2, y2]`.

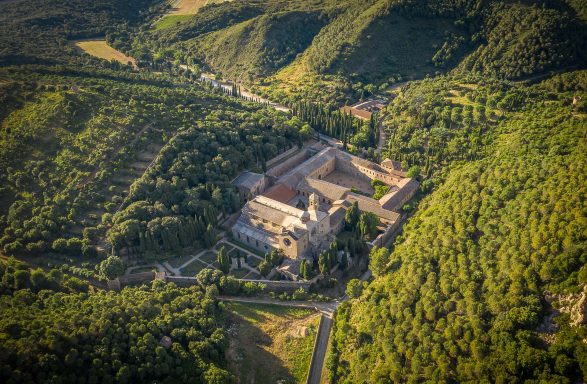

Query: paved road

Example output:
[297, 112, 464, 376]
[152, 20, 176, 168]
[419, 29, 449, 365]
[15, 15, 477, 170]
[199, 73, 290, 112]
[307, 315, 333, 384]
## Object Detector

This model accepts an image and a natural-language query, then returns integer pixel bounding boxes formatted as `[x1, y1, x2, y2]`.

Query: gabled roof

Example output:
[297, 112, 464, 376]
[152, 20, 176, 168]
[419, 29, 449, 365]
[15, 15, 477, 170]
[232, 171, 264, 189]
[328, 206, 347, 226]
[345, 192, 400, 222]
[379, 178, 419, 211]
[380, 158, 408, 177]
[297, 177, 350, 202]
[278, 147, 337, 188]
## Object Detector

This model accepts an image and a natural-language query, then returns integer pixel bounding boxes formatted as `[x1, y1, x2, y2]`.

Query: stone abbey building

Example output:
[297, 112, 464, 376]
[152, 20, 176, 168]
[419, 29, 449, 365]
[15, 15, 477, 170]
[231, 143, 418, 260]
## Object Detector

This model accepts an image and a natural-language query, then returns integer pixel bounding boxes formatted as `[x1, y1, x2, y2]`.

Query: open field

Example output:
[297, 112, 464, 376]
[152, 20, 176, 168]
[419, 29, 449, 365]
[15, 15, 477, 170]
[168, 0, 230, 15]
[72, 40, 136, 68]
[154, 0, 232, 29]
[225, 302, 319, 383]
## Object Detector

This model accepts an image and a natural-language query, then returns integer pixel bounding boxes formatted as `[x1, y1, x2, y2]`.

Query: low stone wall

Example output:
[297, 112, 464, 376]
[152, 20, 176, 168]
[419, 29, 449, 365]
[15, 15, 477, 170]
[109, 272, 311, 293]
[165, 275, 310, 293]
[108, 271, 166, 290]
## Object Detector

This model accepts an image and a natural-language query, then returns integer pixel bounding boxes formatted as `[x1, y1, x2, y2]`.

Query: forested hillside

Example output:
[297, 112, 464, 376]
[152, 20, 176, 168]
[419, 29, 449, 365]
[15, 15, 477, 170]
[0, 0, 165, 65]
[0, 66, 307, 263]
[0, 258, 232, 383]
[328, 72, 587, 382]
[0, 0, 586, 383]
[137, 0, 586, 100]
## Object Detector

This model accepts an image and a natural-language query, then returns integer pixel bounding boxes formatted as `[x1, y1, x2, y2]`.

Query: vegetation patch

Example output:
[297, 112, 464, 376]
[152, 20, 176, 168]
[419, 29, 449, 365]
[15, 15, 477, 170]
[224, 302, 319, 383]
[72, 40, 137, 68]
[179, 259, 208, 276]
[230, 268, 250, 279]
[167, 253, 196, 268]
[199, 251, 218, 265]
[154, 14, 193, 30]
[168, 0, 225, 16]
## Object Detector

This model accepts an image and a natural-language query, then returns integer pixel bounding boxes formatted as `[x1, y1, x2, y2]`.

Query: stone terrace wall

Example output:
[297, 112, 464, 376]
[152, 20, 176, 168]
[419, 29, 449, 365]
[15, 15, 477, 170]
[165, 276, 311, 293]
[107, 271, 166, 290]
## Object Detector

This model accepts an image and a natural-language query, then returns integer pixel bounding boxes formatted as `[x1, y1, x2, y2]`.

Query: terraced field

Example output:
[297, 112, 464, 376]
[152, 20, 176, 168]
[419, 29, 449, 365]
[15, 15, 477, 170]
[72, 40, 137, 68]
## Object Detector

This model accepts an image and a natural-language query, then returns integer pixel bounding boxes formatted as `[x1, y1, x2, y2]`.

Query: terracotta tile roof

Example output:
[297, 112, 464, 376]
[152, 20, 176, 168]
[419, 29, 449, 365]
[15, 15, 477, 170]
[262, 183, 297, 203]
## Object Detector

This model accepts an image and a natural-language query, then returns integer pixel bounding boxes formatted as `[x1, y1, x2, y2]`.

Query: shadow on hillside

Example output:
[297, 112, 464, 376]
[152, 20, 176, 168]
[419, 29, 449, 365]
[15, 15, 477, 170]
[226, 312, 296, 383]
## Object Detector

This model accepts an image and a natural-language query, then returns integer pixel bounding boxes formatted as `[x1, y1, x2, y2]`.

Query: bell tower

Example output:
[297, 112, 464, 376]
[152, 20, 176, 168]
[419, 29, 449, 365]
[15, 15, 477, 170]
[309, 193, 320, 211]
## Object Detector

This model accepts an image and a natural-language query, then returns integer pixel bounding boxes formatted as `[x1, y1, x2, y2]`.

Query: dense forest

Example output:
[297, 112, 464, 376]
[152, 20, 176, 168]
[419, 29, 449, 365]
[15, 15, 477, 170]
[0, 0, 166, 65]
[0, 258, 236, 383]
[328, 73, 587, 382]
[107, 105, 307, 258]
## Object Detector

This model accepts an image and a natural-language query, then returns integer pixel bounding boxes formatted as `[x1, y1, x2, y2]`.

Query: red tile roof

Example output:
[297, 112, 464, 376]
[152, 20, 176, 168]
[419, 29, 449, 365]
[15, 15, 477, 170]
[262, 183, 297, 203]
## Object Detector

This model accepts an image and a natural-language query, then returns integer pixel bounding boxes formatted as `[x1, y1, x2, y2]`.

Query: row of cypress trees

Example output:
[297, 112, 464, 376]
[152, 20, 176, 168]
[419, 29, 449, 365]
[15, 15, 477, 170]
[290, 101, 360, 143]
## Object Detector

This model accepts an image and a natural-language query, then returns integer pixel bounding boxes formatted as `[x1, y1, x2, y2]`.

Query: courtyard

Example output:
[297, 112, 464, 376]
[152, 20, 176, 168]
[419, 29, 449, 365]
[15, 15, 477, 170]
[323, 170, 375, 195]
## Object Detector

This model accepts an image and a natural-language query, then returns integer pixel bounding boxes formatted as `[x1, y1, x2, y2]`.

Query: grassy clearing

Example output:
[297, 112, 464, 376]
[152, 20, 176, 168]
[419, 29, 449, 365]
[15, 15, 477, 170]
[245, 255, 262, 268]
[167, 253, 196, 268]
[244, 271, 262, 280]
[169, 0, 209, 15]
[154, 0, 232, 30]
[199, 251, 217, 264]
[169, 0, 231, 15]
[72, 40, 136, 68]
[179, 259, 208, 276]
[131, 266, 157, 273]
[154, 14, 192, 30]
[226, 239, 265, 257]
[225, 302, 319, 383]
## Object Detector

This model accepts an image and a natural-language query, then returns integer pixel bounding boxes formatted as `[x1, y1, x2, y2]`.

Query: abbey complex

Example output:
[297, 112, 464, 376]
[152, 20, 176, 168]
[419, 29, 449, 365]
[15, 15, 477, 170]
[231, 143, 419, 260]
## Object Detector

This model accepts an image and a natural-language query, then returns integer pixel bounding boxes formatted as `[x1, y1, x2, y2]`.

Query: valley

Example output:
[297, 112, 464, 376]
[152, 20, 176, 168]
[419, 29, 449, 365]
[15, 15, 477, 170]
[0, 0, 586, 383]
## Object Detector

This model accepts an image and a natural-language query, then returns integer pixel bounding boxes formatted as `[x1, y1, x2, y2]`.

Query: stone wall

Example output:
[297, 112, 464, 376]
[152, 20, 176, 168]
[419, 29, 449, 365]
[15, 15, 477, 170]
[165, 275, 311, 293]
[266, 149, 310, 179]
[369, 218, 402, 248]
[107, 271, 166, 290]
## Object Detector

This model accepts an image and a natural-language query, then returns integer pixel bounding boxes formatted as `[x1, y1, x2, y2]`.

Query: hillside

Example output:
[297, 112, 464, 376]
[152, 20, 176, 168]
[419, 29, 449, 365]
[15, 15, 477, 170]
[0, 0, 165, 65]
[0, 258, 232, 383]
[0, 1, 586, 383]
[137, 0, 586, 100]
[328, 72, 587, 382]
[0, 66, 308, 267]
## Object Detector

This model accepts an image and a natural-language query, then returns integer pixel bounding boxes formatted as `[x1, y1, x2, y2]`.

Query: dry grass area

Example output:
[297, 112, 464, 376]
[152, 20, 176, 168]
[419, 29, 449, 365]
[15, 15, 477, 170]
[225, 302, 320, 383]
[72, 40, 136, 68]
[168, 0, 230, 15]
